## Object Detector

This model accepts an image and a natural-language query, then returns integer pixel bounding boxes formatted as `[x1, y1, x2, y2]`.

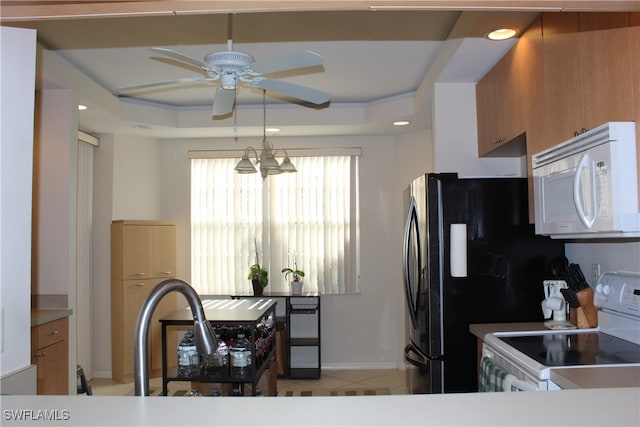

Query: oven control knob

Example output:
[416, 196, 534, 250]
[595, 284, 603, 294]
[602, 284, 611, 295]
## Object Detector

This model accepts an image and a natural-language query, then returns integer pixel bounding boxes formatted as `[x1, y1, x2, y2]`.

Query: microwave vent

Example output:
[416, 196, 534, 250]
[532, 122, 636, 169]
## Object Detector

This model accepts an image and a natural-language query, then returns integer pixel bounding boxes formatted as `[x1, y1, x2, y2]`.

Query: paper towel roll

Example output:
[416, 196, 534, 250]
[450, 224, 467, 277]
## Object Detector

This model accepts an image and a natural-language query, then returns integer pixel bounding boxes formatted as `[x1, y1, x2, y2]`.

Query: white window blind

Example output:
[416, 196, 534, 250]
[190, 153, 360, 295]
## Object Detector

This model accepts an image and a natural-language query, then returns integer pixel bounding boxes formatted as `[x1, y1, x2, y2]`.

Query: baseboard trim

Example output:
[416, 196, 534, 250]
[92, 370, 113, 379]
[318, 362, 405, 370]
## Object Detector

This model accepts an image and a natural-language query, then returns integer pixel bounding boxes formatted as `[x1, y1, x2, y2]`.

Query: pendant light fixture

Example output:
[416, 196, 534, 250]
[235, 90, 297, 178]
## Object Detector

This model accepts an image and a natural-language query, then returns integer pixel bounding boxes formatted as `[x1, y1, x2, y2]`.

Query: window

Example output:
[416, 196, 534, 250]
[190, 151, 360, 295]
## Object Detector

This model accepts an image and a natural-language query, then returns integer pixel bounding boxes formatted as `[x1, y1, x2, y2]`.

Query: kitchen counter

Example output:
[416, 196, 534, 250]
[469, 322, 546, 340]
[31, 309, 73, 327]
[2, 388, 638, 426]
[551, 366, 640, 390]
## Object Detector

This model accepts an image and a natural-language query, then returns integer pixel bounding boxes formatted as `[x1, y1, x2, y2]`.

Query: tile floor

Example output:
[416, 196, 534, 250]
[89, 369, 407, 396]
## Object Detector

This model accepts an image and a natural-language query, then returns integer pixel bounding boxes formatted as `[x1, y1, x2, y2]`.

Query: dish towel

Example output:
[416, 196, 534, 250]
[479, 356, 516, 392]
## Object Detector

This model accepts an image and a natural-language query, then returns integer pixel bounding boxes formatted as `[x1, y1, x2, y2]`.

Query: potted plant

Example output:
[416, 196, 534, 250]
[248, 239, 268, 296]
[282, 265, 305, 295]
[248, 263, 268, 296]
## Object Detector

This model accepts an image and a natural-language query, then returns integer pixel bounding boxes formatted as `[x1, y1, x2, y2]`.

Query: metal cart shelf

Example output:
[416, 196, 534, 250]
[231, 292, 321, 379]
[159, 298, 277, 396]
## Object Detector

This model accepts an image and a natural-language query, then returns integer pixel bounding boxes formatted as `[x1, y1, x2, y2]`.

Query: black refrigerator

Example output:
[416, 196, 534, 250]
[402, 173, 564, 393]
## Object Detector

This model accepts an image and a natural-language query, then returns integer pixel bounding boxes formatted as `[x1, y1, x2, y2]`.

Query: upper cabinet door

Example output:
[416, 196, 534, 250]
[150, 225, 176, 279]
[476, 17, 543, 158]
[579, 26, 635, 130]
[542, 13, 584, 144]
[542, 12, 635, 145]
[629, 19, 640, 211]
[112, 221, 177, 280]
[120, 225, 151, 279]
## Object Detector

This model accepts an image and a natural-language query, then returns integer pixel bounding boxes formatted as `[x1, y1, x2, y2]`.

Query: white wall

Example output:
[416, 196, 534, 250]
[565, 240, 640, 283]
[112, 134, 163, 220]
[152, 132, 431, 369]
[432, 82, 525, 178]
[32, 89, 76, 297]
[0, 26, 36, 387]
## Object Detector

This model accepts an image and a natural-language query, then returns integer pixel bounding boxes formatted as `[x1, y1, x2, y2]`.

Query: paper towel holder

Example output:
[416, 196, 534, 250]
[450, 223, 467, 278]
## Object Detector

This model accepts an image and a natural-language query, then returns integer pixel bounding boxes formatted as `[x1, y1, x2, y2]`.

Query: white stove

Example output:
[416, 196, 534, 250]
[482, 271, 640, 391]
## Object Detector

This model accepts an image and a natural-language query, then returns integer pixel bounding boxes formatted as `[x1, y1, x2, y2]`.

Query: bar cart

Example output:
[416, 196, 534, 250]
[159, 298, 277, 396]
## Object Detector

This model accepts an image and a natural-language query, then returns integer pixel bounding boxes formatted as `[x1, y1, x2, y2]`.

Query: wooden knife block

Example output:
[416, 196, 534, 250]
[575, 287, 598, 328]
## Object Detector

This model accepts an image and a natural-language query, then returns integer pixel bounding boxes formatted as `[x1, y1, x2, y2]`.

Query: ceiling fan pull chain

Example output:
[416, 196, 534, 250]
[233, 87, 238, 134]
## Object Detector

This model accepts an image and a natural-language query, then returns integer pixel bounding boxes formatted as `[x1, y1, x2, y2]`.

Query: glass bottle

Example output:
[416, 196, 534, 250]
[229, 333, 251, 378]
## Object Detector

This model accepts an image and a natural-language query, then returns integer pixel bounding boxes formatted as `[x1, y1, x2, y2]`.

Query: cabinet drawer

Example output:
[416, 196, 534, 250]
[32, 317, 68, 349]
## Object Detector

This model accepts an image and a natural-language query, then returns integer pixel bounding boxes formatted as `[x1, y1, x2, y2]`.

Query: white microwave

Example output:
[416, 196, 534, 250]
[532, 122, 640, 239]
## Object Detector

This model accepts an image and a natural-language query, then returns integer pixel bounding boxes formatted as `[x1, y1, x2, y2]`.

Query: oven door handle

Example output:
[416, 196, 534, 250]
[505, 376, 539, 392]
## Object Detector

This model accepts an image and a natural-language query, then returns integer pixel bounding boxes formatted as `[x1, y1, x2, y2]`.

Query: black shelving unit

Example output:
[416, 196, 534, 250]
[159, 299, 277, 396]
[287, 296, 321, 379]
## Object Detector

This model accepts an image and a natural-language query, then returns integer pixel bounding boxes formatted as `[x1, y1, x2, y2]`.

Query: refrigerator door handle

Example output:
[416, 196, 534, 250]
[404, 344, 443, 368]
[403, 197, 421, 328]
[404, 344, 428, 368]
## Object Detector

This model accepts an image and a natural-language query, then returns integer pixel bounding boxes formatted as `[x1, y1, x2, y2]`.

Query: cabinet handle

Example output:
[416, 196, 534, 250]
[158, 271, 172, 275]
[494, 137, 504, 145]
[47, 329, 59, 336]
[573, 128, 589, 137]
[129, 283, 145, 287]
[34, 351, 47, 358]
[129, 272, 146, 277]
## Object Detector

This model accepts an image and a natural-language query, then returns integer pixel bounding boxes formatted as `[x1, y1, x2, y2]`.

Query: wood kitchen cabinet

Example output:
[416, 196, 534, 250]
[111, 220, 177, 383]
[476, 53, 513, 156]
[630, 21, 640, 210]
[477, 17, 543, 157]
[31, 317, 68, 395]
[477, 12, 639, 221]
[541, 13, 635, 147]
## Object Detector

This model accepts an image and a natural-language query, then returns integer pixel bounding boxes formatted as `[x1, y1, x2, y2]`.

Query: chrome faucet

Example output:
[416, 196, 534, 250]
[134, 279, 218, 396]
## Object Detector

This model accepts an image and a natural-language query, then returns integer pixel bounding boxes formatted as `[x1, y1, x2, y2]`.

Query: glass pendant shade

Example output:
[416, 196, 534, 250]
[235, 154, 257, 174]
[235, 90, 297, 178]
[279, 156, 297, 173]
[260, 151, 281, 172]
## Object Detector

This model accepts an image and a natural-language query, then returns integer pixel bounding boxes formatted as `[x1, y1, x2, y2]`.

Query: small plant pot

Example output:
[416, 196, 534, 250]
[252, 278, 263, 296]
[291, 280, 303, 295]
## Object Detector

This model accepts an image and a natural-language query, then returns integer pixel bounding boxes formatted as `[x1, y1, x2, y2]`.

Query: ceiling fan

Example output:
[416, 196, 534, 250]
[118, 15, 330, 118]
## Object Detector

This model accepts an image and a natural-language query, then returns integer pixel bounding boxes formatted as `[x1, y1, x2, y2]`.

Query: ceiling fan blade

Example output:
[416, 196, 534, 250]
[212, 87, 236, 117]
[248, 51, 324, 75]
[254, 78, 330, 105]
[151, 47, 216, 72]
[118, 76, 209, 93]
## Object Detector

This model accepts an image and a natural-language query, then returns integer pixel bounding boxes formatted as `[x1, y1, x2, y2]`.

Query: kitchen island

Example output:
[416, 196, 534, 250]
[2, 388, 638, 426]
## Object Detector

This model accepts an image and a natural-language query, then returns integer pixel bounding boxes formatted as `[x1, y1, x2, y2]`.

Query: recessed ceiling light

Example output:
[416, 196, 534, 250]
[486, 28, 517, 41]
[393, 120, 411, 126]
[78, 104, 88, 111]
[265, 127, 281, 133]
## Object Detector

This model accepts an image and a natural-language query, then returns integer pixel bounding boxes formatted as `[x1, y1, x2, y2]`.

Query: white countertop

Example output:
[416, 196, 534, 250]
[31, 309, 73, 327]
[2, 388, 639, 426]
[469, 322, 547, 339]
